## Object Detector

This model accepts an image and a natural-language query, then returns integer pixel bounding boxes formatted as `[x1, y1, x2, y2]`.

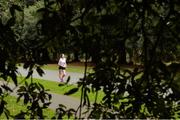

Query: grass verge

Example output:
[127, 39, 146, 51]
[18, 63, 93, 73]
[0, 95, 55, 119]
[42, 64, 93, 73]
[17, 76, 104, 103]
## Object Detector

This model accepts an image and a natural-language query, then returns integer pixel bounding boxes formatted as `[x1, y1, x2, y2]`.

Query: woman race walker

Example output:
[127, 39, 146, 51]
[58, 54, 67, 82]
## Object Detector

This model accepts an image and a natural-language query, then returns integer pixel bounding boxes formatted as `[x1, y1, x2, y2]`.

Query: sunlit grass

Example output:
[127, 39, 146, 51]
[15, 63, 180, 118]
[17, 76, 104, 103]
[0, 95, 55, 119]
[42, 64, 93, 73]
[18, 63, 93, 73]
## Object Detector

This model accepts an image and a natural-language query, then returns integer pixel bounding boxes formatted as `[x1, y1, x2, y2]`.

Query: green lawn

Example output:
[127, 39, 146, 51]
[18, 63, 93, 73]
[5, 66, 180, 119]
[42, 64, 93, 73]
[17, 76, 104, 103]
[0, 95, 55, 119]
[16, 63, 102, 103]
[0, 75, 104, 119]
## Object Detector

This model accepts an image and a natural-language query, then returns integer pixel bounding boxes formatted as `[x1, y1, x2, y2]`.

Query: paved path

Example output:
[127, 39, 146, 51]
[14, 67, 85, 110]
[0, 67, 90, 117]
[17, 67, 84, 84]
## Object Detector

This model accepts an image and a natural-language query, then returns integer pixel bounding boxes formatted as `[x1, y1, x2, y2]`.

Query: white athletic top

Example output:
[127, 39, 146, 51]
[58, 58, 67, 68]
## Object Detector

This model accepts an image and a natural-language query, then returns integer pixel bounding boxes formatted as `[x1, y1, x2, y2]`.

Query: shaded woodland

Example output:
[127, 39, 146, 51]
[0, 0, 180, 119]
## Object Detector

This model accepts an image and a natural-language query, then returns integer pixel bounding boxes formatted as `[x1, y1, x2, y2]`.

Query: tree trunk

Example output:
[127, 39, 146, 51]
[118, 40, 127, 64]
[73, 50, 80, 62]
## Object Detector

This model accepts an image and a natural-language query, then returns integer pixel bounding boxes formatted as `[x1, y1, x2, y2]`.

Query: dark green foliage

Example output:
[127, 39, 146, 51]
[16, 82, 52, 119]
[64, 88, 79, 95]
[0, 0, 180, 119]
[66, 76, 71, 84]
[57, 0, 179, 118]
[53, 104, 75, 119]
[14, 111, 26, 119]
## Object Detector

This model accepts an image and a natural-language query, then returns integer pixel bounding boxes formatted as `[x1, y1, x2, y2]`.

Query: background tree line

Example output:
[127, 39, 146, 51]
[0, 0, 180, 119]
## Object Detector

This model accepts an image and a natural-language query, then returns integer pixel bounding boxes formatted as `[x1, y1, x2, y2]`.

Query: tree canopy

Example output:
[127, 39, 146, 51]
[0, 0, 180, 119]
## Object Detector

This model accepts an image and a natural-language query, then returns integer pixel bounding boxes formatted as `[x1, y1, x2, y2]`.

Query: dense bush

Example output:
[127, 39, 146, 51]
[0, 0, 180, 119]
